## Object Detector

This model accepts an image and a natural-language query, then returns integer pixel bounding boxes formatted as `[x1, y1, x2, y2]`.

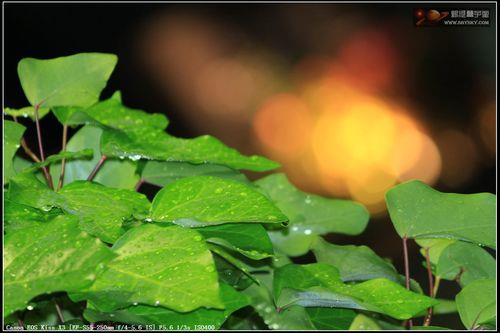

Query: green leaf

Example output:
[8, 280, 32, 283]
[416, 238, 457, 267]
[50, 125, 139, 190]
[4, 120, 26, 184]
[70, 224, 224, 312]
[197, 224, 274, 260]
[101, 127, 280, 171]
[22, 149, 93, 172]
[436, 241, 495, 287]
[52, 94, 168, 131]
[386, 180, 496, 248]
[18, 53, 117, 108]
[150, 176, 287, 227]
[83, 283, 249, 329]
[348, 314, 381, 330]
[456, 279, 496, 329]
[58, 181, 150, 243]
[208, 244, 261, 284]
[142, 161, 250, 187]
[255, 173, 369, 256]
[273, 263, 437, 320]
[306, 307, 356, 330]
[7, 172, 60, 210]
[312, 238, 401, 283]
[4, 199, 62, 233]
[214, 254, 254, 290]
[3, 215, 116, 317]
[243, 281, 316, 330]
[4, 106, 50, 121]
[411, 326, 450, 330]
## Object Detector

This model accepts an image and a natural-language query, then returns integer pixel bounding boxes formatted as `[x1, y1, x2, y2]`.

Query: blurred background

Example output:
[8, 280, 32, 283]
[4, 3, 496, 328]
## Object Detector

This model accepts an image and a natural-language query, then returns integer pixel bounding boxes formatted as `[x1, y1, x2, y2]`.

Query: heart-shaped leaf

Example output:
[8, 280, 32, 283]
[18, 53, 117, 108]
[386, 180, 496, 248]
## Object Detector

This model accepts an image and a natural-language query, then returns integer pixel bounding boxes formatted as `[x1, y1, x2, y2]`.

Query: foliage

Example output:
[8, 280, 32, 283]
[3, 53, 496, 330]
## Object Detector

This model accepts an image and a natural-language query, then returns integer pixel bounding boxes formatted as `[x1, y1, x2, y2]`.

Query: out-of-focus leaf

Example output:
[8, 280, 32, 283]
[312, 238, 401, 283]
[386, 180, 496, 248]
[4, 120, 26, 184]
[255, 173, 369, 256]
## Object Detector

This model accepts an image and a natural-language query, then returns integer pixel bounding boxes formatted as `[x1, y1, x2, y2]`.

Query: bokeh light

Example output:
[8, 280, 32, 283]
[138, 9, 492, 215]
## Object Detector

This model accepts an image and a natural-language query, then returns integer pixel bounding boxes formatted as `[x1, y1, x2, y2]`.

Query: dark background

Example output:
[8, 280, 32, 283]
[4, 3, 496, 329]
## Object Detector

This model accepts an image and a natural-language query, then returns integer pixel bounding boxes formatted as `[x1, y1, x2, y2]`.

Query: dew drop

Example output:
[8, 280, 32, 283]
[154, 300, 160, 306]
[27, 305, 34, 311]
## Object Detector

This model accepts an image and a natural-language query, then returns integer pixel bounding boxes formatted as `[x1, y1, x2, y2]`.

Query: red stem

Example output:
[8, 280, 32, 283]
[423, 248, 434, 326]
[57, 125, 68, 190]
[33, 104, 54, 189]
[87, 155, 107, 181]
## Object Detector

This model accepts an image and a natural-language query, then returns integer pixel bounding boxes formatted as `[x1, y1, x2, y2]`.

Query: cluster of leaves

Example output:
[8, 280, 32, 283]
[3, 53, 496, 330]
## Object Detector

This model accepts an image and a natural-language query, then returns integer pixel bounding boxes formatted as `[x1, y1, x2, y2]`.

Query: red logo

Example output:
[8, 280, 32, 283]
[415, 9, 449, 26]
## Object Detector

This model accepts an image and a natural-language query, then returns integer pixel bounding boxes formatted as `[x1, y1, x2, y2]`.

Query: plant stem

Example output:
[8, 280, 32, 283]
[433, 276, 441, 297]
[33, 104, 54, 189]
[135, 178, 144, 192]
[87, 155, 107, 181]
[54, 299, 65, 323]
[423, 247, 434, 326]
[402, 236, 413, 329]
[57, 125, 68, 190]
[12, 115, 41, 163]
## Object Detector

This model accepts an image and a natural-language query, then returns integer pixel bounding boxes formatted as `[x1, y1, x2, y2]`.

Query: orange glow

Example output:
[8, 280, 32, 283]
[253, 93, 314, 156]
[397, 133, 441, 185]
[336, 29, 399, 93]
[256, 76, 442, 212]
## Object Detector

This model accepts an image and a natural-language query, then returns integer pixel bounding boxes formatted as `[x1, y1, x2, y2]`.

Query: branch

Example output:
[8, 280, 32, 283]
[87, 155, 107, 181]
[33, 104, 54, 189]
